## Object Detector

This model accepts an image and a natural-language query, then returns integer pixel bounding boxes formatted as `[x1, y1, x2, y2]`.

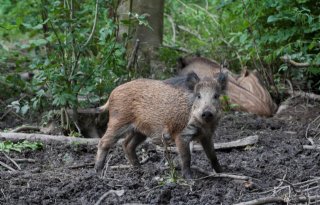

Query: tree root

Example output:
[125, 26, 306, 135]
[12, 125, 40, 133]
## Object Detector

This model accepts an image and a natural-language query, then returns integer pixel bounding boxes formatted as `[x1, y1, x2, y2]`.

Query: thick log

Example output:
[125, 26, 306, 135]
[0, 132, 99, 145]
[163, 135, 259, 152]
[0, 133, 258, 151]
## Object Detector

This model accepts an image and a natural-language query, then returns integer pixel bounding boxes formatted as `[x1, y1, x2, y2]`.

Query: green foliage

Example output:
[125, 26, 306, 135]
[7, 100, 30, 115]
[0, 140, 43, 153]
[29, 0, 127, 109]
[220, 95, 238, 112]
[164, 0, 320, 92]
[1, 0, 127, 110]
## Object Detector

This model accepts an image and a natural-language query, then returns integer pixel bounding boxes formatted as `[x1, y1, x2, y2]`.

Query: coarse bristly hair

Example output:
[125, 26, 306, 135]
[164, 72, 200, 91]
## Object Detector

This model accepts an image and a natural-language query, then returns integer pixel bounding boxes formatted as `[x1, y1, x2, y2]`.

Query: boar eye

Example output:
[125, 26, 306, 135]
[213, 93, 220, 99]
[196, 93, 201, 99]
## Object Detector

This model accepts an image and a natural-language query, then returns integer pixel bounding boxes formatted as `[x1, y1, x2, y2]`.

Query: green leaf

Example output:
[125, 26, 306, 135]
[20, 104, 30, 115]
[267, 15, 279, 23]
[29, 39, 48, 47]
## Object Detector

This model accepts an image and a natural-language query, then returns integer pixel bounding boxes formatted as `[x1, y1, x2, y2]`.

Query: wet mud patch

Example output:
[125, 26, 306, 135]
[1, 97, 320, 204]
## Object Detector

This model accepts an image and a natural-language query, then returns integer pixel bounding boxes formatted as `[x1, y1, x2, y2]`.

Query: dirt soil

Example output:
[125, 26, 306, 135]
[1, 97, 320, 205]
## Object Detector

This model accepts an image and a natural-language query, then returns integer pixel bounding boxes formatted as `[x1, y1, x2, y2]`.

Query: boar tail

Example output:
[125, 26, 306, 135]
[99, 100, 109, 113]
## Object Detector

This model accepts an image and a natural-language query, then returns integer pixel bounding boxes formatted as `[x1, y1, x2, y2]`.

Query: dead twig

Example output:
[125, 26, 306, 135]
[109, 164, 131, 170]
[303, 145, 320, 150]
[69, 162, 94, 169]
[234, 196, 285, 205]
[94, 189, 124, 205]
[272, 169, 287, 196]
[2, 152, 21, 170]
[193, 166, 251, 181]
[198, 173, 252, 181]
[0, 160, 16, 171]
[12, 158, 36, 163]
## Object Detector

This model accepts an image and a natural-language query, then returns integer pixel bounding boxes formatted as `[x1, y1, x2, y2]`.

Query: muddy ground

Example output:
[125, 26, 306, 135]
[0, 97, 320, 205]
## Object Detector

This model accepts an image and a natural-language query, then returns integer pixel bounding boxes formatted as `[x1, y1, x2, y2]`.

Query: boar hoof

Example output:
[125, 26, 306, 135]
[213, 164, 222, 173]
[94, 161, 104, 173]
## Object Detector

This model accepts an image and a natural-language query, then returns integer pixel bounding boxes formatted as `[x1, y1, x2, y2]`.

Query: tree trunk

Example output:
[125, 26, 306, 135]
[118, 0, 165, 77]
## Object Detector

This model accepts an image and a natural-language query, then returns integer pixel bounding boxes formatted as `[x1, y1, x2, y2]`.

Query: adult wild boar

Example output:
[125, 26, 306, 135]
[178, 56, 277, 116]
[95, 72, 227, 179]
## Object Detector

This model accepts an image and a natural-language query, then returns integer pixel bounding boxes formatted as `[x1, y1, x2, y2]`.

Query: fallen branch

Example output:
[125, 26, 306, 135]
[94, 189, 124, 205]
[12, 125, 40, 133]
[288, 90, 320, 101]
[159, 135, 259, 153]
[192, 166, 250, 181]
[234, 196, 285, 205]
[0, 133, 259, 152]
[214, 135, 259, 150]
[12, 158, 36, 163]
[69, 163, 94, 169]
[235, 195, 320, 205]
[109, 165, 131, 169]
[303, 145, 320, 150]
[0, 160, 16, 171]
[0, 132, 99, 145]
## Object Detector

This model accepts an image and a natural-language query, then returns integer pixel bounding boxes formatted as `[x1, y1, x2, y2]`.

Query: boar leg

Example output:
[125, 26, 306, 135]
[122, 131, 147, 166]
[200, 136, 222, 173]
[95, 123, 133, 172]
[175, 136, 192, 179]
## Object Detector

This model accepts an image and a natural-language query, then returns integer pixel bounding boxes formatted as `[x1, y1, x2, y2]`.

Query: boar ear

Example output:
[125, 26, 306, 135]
[241, 67, 249, 77]
[217, 72, 228, 92]
[186, 72, 200, 90]
[220, 59, 229, 69]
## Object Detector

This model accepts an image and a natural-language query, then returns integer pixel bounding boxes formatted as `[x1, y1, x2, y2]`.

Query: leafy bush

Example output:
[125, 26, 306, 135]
[164, 0, 320, 93]
[28, 0, 127, 109]
[0, 0, 128, 131]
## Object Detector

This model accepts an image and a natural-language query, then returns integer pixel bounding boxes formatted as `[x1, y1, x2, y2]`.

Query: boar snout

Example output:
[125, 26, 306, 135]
[201, 110, 213, 121]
